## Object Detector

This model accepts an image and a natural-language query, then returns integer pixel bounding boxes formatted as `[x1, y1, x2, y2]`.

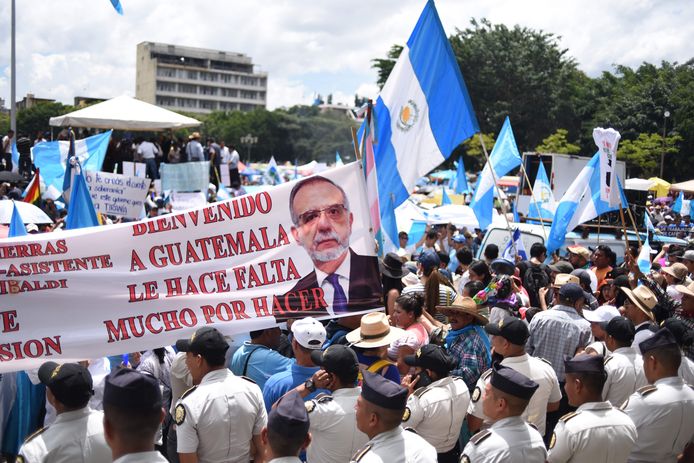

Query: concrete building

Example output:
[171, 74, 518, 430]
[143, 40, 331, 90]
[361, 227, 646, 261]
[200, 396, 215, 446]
[136, 41, 267, 114]
[16, 93, 55, 110]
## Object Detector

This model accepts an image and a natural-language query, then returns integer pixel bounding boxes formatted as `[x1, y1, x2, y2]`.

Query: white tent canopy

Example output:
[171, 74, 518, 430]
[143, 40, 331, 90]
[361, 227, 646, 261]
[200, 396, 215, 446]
[49, 96, 202, 131]
[624, 178, 656, 191]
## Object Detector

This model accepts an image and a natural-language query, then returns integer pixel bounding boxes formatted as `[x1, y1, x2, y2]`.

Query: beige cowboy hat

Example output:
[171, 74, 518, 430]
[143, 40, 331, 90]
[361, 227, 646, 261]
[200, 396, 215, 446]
[661, 263, 688, 282]
[552, 273, 580, 288]
[189, 131, 201, 140]
[346, 312, 405, 348]
[675, 280, 694, 298]
[620, 285, 657, 321]
[437, 295, 488, 325]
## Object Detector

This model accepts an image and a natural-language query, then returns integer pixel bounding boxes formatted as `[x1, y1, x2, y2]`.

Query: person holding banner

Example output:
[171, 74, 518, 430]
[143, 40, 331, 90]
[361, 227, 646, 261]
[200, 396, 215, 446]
[277, 176, 381, 318]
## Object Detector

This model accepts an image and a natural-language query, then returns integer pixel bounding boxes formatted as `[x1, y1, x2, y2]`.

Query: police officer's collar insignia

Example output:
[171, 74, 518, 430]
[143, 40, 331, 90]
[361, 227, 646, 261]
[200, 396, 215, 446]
[470, 429, 491, 445]
[305, 401, 316, 413]
[637, 385, 657, 396]
[174, 404, 186, 425]
[352, 444, 372, 462]
[461, 456, 470, 463]
[549, 432, 557, 449]
[471, 386, 481, 403]
[402, 407, 411, 422]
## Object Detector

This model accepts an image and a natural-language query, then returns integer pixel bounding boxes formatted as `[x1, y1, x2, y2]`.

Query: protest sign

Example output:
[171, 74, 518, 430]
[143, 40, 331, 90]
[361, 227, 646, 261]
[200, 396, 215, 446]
[593, 128, 621, 207]
[160, 161, 209, 192]
[0, 162, 381, 373]
[122, 161, 147, 178]
[84, 171, 150, 219]
[171, 191, 207, 212]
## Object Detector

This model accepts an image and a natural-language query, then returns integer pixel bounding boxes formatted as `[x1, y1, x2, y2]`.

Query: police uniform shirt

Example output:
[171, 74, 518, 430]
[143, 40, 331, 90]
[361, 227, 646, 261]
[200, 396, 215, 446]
[401, 376, 469, 453]
[305, 388, 368, 463]
[467, 354, 561, 435]
[460, 416, 547, 463]
[175, 368, 267, 463]
[679, 355, 694, 384]
[602, 348, 641, 407]
[113, 451, 170, 463]
[268, 457, 302, 463]
[18, 407, 111, 463]
[622, 376, 694, 462]
[546, 401, 637, 463]
[350, 426, 437, 463]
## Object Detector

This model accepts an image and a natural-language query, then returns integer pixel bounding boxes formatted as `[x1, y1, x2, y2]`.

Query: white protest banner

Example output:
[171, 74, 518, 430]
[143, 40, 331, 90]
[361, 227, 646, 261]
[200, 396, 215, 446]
[221, 165, 231, 187]
[122, 161, 147, 178]
[171, 191, 207, 212]
[593, 127, 621, 207]
[160, 161, 209, 192]
[0, 162, 381, 373]
[84, 171, 150, 219]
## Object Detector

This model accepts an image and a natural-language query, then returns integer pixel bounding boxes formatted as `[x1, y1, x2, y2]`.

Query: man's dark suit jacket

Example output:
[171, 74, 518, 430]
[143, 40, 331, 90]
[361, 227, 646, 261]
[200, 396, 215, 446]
[273, 248, 382, 320]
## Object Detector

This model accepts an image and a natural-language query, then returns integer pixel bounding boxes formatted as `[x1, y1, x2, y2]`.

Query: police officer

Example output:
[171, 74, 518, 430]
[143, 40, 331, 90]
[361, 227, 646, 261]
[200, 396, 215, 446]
[623, 328, 694, 462]
[468, 316, 561, 437]
[602, 316, 646, 406]
[18, 361, 111, 463]
[102, 368, 168, 462]
[260, 391, 311, 463]
[400, 344, 469, 462]
[291, 345, 368, 463]
[547, 353, 637, 463]
[460, 363, 546, 463]
[174, 326, 267, 463]
[351, 370, 437, 462]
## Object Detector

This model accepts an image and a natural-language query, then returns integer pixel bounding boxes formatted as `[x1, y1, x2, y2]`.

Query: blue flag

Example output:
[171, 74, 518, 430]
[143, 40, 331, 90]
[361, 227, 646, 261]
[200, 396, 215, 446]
[638, 213, 652, 274]
[471, 117, 522, 230]
[363, 0, 478, 250]
[110, 0, 123, 14]
[335, 151, 344, 166]
[65, 169, 99, 230]
[441, 187, 452, 205]
[547, 152, 628, 254]
[62, 129, 76, 195]
[502, 228, 527, 261]
[672, 191, 684, 214]
[8, 202, 27, 237]
[448, 156, 469, 194]
[528, 161, 556, 220]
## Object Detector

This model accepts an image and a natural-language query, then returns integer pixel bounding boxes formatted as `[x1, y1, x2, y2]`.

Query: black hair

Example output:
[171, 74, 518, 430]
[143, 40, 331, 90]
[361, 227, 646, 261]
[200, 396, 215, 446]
[426, 231, 438, 241]
[530, 243, 547, 259]
[267, 427, 307, 457]
[484, 244, 499, 260]
[104, 404, 161, 443]
[463, 280, 485, 298]
[456, 247, 473, 266]
[569, 371, 607, 394]
[395, 292, 424, 318]
[437, 251, 450, 265]
[469, 261, 492, 286]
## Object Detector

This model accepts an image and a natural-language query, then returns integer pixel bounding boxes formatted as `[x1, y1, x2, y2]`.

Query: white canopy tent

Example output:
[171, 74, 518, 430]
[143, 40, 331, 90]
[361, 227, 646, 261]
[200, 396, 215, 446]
[49, 96, 201, 131]
[624, 178, 656, 191]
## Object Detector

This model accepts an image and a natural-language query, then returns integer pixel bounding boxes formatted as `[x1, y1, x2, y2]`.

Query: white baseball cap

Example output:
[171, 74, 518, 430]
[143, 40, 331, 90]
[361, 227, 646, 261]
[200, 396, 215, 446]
[291, 317, 326, 350]
[583, 305, 620, 324]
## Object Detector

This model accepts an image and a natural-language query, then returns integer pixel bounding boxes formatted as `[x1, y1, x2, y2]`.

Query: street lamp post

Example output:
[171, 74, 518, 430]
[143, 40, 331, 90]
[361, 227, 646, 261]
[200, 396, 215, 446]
[660, 110, 670, 178]
[239, 133, 258, 163]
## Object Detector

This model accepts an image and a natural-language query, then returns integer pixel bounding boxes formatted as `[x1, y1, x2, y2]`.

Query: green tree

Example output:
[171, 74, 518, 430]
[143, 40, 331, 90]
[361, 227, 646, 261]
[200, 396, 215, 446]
[460, 133, 495, 171]
[16, 102, 74, 137]
[617, 132, 682, 178]
[371, 45, 403, 89]
[535, 129, 580, 154]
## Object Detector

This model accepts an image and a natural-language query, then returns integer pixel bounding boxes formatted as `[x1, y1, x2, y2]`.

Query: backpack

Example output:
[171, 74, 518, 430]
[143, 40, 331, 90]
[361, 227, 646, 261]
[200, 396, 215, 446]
[523, 264, 550, 307]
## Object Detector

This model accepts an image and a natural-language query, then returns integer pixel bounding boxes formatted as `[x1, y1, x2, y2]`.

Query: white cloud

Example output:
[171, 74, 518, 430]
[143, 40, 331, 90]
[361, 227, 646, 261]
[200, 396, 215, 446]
[0, 0, 691, 114]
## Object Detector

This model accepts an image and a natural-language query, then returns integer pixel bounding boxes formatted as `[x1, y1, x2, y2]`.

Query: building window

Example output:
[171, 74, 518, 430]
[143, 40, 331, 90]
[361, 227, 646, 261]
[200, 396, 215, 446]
[200, 100, 216, 110]
[157, 67, 176, 78]
[221, 88, 238, 97]
[187, 70, 198, 79]
[200, 86, 218, 96]
[178, 83, 197, 94]
[176, 98, 197, 109]
[156, 96, 176, 106]
[156, 81, 176, 92]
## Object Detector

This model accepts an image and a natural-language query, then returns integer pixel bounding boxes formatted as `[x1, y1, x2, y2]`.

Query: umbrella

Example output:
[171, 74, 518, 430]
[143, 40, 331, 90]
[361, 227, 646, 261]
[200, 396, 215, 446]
[0, 171, 24, 183]
[648, 177, 671, 198]
[625, 178, 656, 191]
[670, 179, 694, 194]
[0, 200, 53, 224]
[653, 196, 672, 205]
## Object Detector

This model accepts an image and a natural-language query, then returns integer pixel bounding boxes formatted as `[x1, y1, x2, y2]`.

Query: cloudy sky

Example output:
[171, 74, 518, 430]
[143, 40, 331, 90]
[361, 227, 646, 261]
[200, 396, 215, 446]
[0, 0, 691, 110]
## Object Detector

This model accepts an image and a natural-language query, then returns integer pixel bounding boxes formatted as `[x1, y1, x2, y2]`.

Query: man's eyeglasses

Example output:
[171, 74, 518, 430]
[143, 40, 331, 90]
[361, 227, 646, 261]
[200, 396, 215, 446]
[297, 204, 348, 226]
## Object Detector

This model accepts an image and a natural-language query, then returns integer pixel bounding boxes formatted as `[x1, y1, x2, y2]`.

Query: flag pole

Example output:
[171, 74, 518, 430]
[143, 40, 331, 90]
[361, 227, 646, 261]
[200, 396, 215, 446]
[625, 203, 643, 248]
[518, 163, 547, 240]
[619, 207, 631, 250]
[478, 133, 515, 242]
[351, 128, 362, 161]
[597, 215, 601, 245]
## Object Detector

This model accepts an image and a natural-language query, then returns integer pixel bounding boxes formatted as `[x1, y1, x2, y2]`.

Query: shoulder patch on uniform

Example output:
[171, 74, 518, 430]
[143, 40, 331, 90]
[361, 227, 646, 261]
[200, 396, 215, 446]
[470, 429, 492, 445]
[351, 444, 372, 462]
[305, 400, 316, 413]
[538, 357, 552, 366]
[461, 455, 470, 463]
[480, 368, 493, 380]
[637, 385, 657, 396]
[180, 385, 197, 400]
[24, 427, 47, 443]
[402, 407, 411, 422]
[16, 456, 25, 463]
[549, 432, 557, 449]
[315, 393, 333, 403]
[174, 404, 186, 425]
[560, 411, 580, 423]
[604, 355, 614, 365]
[471, 386, 482, 403]
[241, 375, 256, 384]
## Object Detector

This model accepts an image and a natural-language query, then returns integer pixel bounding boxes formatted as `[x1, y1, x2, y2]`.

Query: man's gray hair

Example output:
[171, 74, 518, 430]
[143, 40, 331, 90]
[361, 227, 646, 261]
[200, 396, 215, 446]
[289, 176, 350, 225]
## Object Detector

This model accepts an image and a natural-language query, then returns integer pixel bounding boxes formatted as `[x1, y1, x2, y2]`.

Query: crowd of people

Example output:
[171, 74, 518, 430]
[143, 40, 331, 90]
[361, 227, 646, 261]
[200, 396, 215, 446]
[2, 215, 694, 462]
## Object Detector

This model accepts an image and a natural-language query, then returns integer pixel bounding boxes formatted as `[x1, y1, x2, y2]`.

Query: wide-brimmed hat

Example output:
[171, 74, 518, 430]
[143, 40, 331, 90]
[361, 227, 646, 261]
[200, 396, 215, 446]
[661, 263, 688, 282]
[675, 280, 694, 298]
[437, 295, 488, 325]
[552, 273, 580, 288]
[346, 312, 405, 348]
[567, 245, 591, 260]
[620, 286, 656, 320]
[189, 131, 201, 140]
[380, 252, 406, 279]
[401, 271, 420, 287]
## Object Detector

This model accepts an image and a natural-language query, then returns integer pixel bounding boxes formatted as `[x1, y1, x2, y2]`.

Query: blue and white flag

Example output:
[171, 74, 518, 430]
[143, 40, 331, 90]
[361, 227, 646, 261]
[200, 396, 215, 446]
[528, 161, 556, 220]
[471, 116, 522, 230]
[644, 211, 656, 234]
[8, 202, 27, 237]
[366, 0, 478, 250]
[547, 152, 628, 254]
[672, 191, 684, 214]
[10, 141, 19, 173]
[110, 0, 123, 14]
[502, 228, 527, 261]
[638, 212, 652, 274]
[216, 183, 232, 201]
[264, 156, 283, 185]
[335, 151, 344, 167]
[448, 156, 469, 194]
[65, 167, 99, 230]
[32, 130, 111, 200]
[441, 187, 452, 205]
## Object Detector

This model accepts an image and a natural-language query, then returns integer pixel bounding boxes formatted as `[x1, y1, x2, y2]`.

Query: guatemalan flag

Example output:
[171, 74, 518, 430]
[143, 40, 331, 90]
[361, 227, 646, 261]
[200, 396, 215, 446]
[502, 228, 528, 261]
[470, 116, 522, 230]
[546, 152, 628, 254]
[528, 161, 556, 220]
[637, 212, 652, 274]
[367, 0, 479, 250]
[32, 130, 112, 201]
